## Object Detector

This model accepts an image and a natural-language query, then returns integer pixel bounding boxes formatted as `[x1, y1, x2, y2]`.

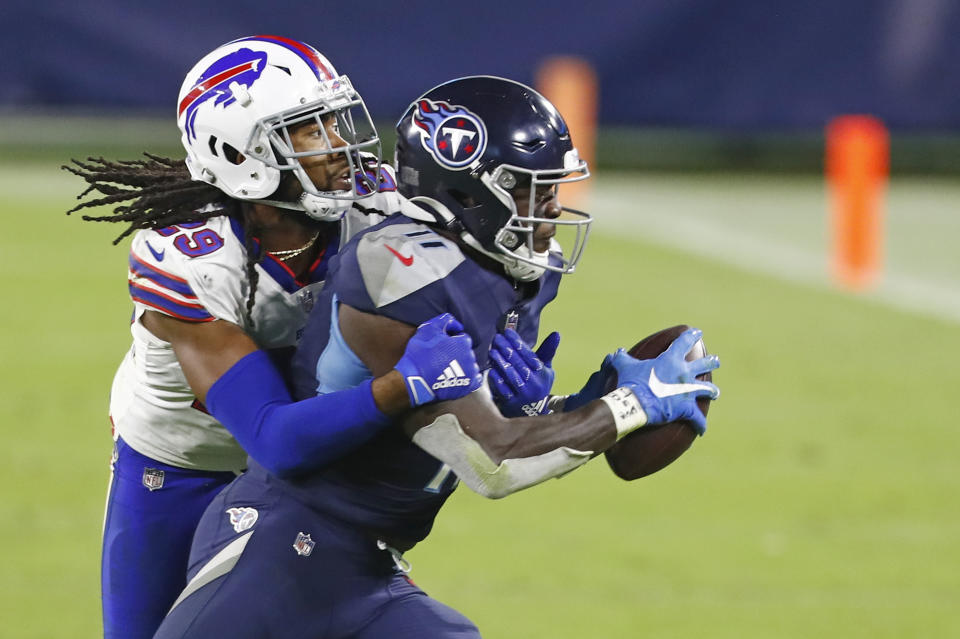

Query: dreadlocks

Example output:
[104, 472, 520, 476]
[63, 153, 234, 243]
[63, 153, 265, 325]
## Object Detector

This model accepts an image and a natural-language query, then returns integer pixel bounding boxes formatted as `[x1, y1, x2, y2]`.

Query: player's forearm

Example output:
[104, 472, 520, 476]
[370, 370, 414, 414]
[404, 388, 631, 499]
[206, 350, 390, 477]
[468, 400, 617, 463]
[406, 388, 624, 465]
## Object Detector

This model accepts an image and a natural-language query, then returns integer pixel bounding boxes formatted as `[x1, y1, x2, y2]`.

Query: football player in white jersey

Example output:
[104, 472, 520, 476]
[66, 36, 486, 639]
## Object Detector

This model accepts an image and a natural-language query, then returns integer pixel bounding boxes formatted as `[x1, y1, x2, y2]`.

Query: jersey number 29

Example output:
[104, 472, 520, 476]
[157, 222, 224, 258]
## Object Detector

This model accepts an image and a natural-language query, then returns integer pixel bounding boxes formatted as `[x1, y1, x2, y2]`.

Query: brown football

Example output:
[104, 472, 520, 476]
[603, 325, 713, 480]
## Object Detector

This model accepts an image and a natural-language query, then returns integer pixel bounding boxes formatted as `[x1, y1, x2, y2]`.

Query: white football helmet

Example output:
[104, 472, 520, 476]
[176, 35, 382, 221]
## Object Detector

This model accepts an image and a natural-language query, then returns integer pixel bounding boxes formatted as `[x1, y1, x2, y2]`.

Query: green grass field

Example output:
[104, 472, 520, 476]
[2, 157, 958, 637]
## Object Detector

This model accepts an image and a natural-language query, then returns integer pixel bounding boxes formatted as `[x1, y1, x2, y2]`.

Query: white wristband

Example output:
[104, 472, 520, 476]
[600, 387, 648, 439]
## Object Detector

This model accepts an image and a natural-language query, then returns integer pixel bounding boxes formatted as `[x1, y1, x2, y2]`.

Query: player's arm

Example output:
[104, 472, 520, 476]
[142, 311, 415, 413]
[339, 305, 614, 454]
[141, 310, 480, 476]
[338, 304, 720, 498]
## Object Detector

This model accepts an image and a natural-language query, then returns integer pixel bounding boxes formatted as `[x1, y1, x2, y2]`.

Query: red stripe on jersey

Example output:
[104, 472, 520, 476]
[131, 297, 216, 323]
[129, 281, 215, 323]
[130, 253, 193, 288]
[130, 292, 216, 323]
[129, 281, 207, 309]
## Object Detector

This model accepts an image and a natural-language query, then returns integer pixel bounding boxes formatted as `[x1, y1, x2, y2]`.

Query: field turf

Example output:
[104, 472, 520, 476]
[1, 158, 958, 637]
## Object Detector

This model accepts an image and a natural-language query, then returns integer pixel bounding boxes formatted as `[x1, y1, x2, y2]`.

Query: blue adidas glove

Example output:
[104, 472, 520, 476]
[562, 353, 616, 412]
[609, 328, 720, 435]
[394, 313, 483, 407]
[488, 329, 560, 417]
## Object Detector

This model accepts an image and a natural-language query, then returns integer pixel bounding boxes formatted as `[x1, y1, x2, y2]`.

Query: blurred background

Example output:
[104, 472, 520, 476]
[2, 1, 958, 637]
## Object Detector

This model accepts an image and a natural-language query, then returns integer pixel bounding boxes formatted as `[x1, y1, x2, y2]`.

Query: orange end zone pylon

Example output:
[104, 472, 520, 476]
[825, 115, 889, 291]
[535, 56, 597, 208]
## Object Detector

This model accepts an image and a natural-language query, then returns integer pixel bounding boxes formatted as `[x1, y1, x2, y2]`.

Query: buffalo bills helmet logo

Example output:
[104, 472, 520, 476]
[179, 48, 268, 141]
[413, 100, 487, 169]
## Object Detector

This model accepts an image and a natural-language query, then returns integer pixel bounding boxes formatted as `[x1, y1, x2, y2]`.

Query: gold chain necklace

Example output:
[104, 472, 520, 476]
[267, 231, 320, 262]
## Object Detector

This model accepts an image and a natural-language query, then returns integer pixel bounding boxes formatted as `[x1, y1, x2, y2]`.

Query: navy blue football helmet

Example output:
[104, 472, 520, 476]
[395, 76, 592, 281]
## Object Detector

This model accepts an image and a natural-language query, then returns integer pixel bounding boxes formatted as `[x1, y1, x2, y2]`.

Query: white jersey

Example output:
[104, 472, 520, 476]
[109, 190, 398, 472]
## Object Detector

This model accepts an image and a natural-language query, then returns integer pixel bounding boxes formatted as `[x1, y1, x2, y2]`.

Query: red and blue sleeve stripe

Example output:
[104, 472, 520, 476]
[129, 254, 198, 298]
[128, 253, 214, 322]
[128, 282, 215, 322]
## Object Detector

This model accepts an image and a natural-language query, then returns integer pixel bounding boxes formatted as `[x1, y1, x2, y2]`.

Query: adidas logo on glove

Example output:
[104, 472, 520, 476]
[432, 360, 473, 390]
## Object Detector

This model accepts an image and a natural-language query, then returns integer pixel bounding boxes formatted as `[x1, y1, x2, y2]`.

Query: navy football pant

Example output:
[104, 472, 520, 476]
[101, 437, 236, 639]
[154, 468, 481, 638]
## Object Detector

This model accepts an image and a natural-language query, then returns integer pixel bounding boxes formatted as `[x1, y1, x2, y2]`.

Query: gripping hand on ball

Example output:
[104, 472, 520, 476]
[608, 328, 720, 435]
[488, 329, 560, 417]
[562, 353, 616, 412]
[394, 313, 483, 407]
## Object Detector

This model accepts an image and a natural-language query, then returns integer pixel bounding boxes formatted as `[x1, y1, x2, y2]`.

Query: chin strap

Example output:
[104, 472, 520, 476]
[461, 234, 547, 282]
[299, 192, 352, 221]
[250, 192, 352, 222]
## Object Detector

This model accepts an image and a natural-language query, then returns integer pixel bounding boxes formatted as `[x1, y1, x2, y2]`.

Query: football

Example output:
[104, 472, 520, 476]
[603, 324, 713, 480]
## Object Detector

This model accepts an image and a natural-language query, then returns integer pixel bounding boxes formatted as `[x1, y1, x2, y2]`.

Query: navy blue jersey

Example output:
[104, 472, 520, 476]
[278, 214, 561, 547]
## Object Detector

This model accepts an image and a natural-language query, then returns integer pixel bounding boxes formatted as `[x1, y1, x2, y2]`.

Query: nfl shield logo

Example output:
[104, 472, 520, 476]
[504, 311, 519, 332]
[142, 467, 165, 491]
[293, 532, 315, 557]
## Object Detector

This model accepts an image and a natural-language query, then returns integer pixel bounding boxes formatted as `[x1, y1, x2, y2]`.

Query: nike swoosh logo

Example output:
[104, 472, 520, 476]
[648, 369, 715, 398]
[145, 241, 165, 262]
[385, 244, 414, 266]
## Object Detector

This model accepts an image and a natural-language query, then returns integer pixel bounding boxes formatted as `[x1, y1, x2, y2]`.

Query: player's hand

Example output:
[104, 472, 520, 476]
[610, 328, 720, 434]
[487, 329, 559, 417]
[562, 353, 616, 412]
[394, 313, 482, 407]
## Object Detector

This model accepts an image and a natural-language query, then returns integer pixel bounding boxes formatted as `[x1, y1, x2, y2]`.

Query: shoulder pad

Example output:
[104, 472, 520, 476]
[127, 217, 241, 322]
[354, 222, 464, 308]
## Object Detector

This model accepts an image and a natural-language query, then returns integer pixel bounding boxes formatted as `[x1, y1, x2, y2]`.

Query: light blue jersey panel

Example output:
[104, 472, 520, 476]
[315, 294, 373, 394]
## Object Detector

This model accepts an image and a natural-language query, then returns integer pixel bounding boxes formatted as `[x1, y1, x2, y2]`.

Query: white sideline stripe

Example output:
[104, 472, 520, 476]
[599, 207, 960, 325]
[168, 531, 253, 613]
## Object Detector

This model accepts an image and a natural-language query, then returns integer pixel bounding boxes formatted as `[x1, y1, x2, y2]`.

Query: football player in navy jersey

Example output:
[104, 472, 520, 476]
[155, 76, 720, 638]
[66, 37, 490, 639]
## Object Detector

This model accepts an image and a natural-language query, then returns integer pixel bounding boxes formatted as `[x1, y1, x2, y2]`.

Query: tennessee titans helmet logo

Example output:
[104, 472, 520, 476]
[178, 48, 268, 141]
[413, 99, 487, 169]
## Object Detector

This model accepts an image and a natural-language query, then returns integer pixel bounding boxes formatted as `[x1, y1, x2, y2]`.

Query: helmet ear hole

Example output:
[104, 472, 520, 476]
[204, 136, 244, 165]
[222, 143, 244, 165]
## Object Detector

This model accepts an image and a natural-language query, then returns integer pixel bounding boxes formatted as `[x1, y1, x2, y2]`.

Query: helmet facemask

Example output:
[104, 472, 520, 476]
[394, 75, 595, 282]
[251, 76, 381, 221]
[472, 150, 592, 281]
